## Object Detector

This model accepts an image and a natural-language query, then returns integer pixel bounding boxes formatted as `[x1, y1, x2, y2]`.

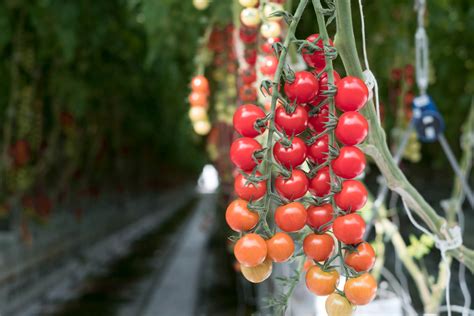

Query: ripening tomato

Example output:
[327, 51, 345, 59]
[260, 55, 279, 76]
[234, 171, 266, 201]
[335, 111, 369, 146]
[334, 180, 368, 212]
[303, 233, 334, 262]
[261, 37, 281, 54]
[307, 134, 328, 164]
[344, 273, 378, 305]
[306, 266, 339, 296]
[234, 233, 267, 267]
[233, 104, 266, 137]
[191, 75, 209, 94]
[344, 242, 376, 272]
[240, 67, 257, 84]
[335, 76, 369, 112]
[333, 213, 366, 245]
[275, 106, 308, 136]
[273, 137, 307, 168]
[309, 166, 330, 197]
[275, 201, 307, 232]
[284, 71, 319, 104]
[275, 170, 309, 200]
[240, 7, 261, 27]
[239, 84, 257, 102]
[230, 137, 262, 171]
[307, 203, 333, 231]
[225, 199, 259, 232]
[241, 258, 272, 283]
[311, 71, 341, 106]
[301, 34, 334, 71]
[325, 293, 354, 316]
[266, 232, 295, 262]
[332, 146, 366, 179]
[188, 91, 208, 107]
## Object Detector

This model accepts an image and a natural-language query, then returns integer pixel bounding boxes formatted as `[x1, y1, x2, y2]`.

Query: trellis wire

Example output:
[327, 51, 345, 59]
[380, 267, 417, 316]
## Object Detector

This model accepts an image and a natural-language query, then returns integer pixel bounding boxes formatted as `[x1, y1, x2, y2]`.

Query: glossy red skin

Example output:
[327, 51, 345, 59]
[273, 137, 307, 168]
[335, 76, 369, 112]
[234, 171, 267, 201]
[239, 85, 257, 102]
[275, 202, 307, 232]
[244, 49, 257, 65]
[275, 169, 309, 200]
[307, 134, 328, 164]
[332, 146, 366, 179]
[308, 105, 329, 133]
[233, 104, 266, 137]
[260, 55, 279, 76]
[230, 137, 262, 171]
[344, 242, 376, 272]
[309, 166, 331, 197]
[239, 27, 258, 44]
[335, 111, 369, 146]
[311, 71, 341, 106]
[334, 180, 368, 212]
[303, 233, 334, 262]
[307, 203, 334, 231]
[275, 106, 308, 136]
[284, 71, 319, 104]
[240, 68, 257, 84]
[261, 37, 281, 54]
[301, 34, 334, 70]
[333, 213, 366, 245]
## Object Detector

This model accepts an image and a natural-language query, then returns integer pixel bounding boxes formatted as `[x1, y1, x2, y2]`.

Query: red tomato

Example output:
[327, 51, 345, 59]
[344, 273, 378, 305]
[240, 67, 257, 84]
[275, 105, 308, 136]
[334, 180, 368, 212]
[301, 34, 334, 71]
[307, 203, 333, 231]
[344, 242, 376, 272]
[260, 55, 279, 76]
[239, 84, 257, 102]
[234, 233, 267, 267]
[261, 37, 281, 54]
[239, 27, 258, 44]
[333, 213, 366, 245]
[225, 199, 259, 232]
[306, 266, 339, 296]
[307, 134, 328, 164]
[273, 137, 307, 168]
[335, 76, 369, 112]
[303, 233, 334, 262]
[230, 137, 262, 171]
[266, 232, 294, 262]
[311, 71, 341, 105]
[332, 146, 366, 179]
[234, 171, 266, 201]
[335, 111, 369, 146]
[275, 169, 309, 200]
[191, 75, 209, 94]
[284, 71, 319, 104]
[308, 105, 329, 133]
[309, 166, 331, 197]
[188, 91, 208, 107]
[274, 201, 307, 232]
[233, 104, 266, 137]
[244, 49, 257, 65]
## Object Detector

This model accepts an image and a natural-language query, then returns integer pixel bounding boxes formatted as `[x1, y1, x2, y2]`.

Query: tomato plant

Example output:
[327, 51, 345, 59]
[234, 172, 266, 201]
[309, 166, 330, 197]
[306, 203, 334, 231]
[334, 180, 368, 212]
[284, 71, 319, 104]
[233, 104, 266, 137]
[325, 293, 354, 316]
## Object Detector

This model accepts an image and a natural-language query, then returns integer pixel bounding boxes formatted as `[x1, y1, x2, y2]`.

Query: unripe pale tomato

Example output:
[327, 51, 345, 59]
[190, 75, 209, 94]
[344, 242, 376, 272]
[325, 293, 354, 316]
[239, 0, 258, 7]
[307, 134, 328, 164]
[260, 21, 281, 38]
[274, 201, 307, 232]
[301, 34, 334, 71]
[193, 120, 211, 135]
[284, 71, 319, 104]
[234, 171, 266, 201]
[303, 233, 334, 262]
[275, 169, 309, 200]
[263, 3, 284, 21]
[225, 199, 259, 232]
[306, 266, 339, 296]
[260, 55, 279, 76]
[241, 8, 261, 27]
[275, 105, 308, 136]
[241, 258, 272, 283]
[273, 137, 307, 168]
[189, 91, 208, 107]
[309, 166, 331, 197]
[306, 203, 333, 231]
[234, 233, 267, 267]
[230, 137, 262, 171]
[332, 146, 366, 179]
[334, 180, 368, 212]
[193, 0, 209, 10]
[266, 232, 295, 262]
[344, 273, 377, 305]
[333, 213, 366, 245]
[308, 105, 329, 133]
[188, 107, 208, 122]
[233, 104, 266, 137]
[335, 76, 369, 112]
[335, 111, 369, 146]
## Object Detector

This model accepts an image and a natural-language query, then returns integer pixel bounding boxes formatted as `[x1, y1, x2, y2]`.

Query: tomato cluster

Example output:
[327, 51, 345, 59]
[188, 75, 211, 135]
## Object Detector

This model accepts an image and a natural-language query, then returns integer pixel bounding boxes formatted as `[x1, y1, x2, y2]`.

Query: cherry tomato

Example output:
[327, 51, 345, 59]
[308, 105, 329, 133]
[334, 180, 368, 212]
[345, 242, 376, 272]
[234, 233, 267, 267]
[284, 71, 319, 104]
[240, 7, 261, 27]
[260, 55, 278, 76]
[239, 84, 257, 102]
[191, 75, 209, 94]
[230, 137, 262, 171]
[244, 49, 257, 65]
[239, 27, 258, 44]
[306, 266, 339, 296]
[241, 258, 272, 283]
[260, 21, 281, 38]
[344, 273, 377, 305]
[309, 166, 330, 197]
[307, 203, 333, 231]
[307, 134, 328, 164]
[261, 37, 281, 54]
[233, 104, 266, 137]
[332, 146, 366, 179]
[239, 0, 258, 7]
[188, 91, 208, 107]
[335, 76, 369, 112]
[273, 137, 307, 168]
[325, 293, 354, 316]
[274, 201, 307, 232]
[333, 213, 366, 245]
[234, 171, 266, 201]
[240, 67, 257, 84]
[275, 106, 308, 136]
[311, 71, 341, 105]
[225, 199, 259, 232]
[266, 232, 295, 262]
[301, 34, 334, 71]
[275, 170, 309, 200]
[303, 233, 334, 262]
[335, 111, 369, 146]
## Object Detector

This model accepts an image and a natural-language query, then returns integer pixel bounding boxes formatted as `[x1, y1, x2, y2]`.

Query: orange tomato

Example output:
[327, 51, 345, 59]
[234, 233, 267, 267]
[344, 242, 376, 272]
[225, 199, 259, 232]
[188, 91, 208, 107]
[274, 202, 307, 232]
[303, 233, 334, 262]
[344, 273, 377, 305]
[266, 232, 294, 263]
[191, 75, 209, 94]
[306, 266, 339, 296]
